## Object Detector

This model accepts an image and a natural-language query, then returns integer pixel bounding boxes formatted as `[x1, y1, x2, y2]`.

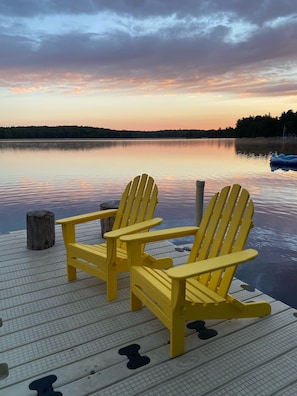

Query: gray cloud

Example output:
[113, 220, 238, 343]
[1, 0, 296, 22]
[0, 0, 296, 97]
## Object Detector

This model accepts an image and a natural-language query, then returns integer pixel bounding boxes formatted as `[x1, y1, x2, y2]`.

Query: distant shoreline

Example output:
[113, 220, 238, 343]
[0, 125, 235, 139]
[1, 112, 296, 139]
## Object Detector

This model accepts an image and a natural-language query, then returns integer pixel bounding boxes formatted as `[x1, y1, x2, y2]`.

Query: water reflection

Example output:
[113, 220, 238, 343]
[1, 138, 297, 309]
[2, 136, 297, 156]
[0, 139, 118, 151]
[235, 137, 297, 156]
[0, 137, 236, 151]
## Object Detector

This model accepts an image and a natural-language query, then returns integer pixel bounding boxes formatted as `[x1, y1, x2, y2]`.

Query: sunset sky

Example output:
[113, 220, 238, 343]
[1, 1, 297, 131]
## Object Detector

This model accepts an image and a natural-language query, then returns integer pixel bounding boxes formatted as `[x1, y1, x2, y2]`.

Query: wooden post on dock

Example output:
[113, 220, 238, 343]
[195, 180, 205, 226]
[26, 210, 55, 250]
[99, 200, 120, 238]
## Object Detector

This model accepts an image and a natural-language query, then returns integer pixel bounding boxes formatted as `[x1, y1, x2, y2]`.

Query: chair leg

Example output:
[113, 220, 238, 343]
[106, 266, 118, 301]
[170, 317, 185, 358]
[130, 290, 142, 311]
[67, 261, 77, 281]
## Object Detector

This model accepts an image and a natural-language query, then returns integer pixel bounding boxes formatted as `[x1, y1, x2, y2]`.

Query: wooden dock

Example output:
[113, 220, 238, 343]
[1, 222, 297, 395]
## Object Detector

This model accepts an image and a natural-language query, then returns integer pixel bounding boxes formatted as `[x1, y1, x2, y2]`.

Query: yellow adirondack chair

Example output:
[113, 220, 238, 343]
[57, 174, 163, 301]
[121, 184, 271, 357]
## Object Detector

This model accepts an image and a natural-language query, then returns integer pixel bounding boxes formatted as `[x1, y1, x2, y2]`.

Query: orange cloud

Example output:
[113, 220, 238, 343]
[10, 85, 48, 94]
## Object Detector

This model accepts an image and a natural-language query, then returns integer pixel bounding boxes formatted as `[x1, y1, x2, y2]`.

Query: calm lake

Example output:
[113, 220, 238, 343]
[1, 138, 297, 309]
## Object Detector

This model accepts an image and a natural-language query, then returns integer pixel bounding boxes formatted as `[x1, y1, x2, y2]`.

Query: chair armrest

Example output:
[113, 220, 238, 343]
[104, 218, 163, 239]
[56, 209, 118, 225]
[120, 226, 199, 244]
[166, 249, 258, 279]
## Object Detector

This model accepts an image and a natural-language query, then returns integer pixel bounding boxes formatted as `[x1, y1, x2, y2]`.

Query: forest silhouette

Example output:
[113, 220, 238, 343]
[1, 109, 296, 139]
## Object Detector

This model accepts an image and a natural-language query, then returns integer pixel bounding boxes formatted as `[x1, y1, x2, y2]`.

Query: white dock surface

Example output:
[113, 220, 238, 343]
[1, 222, 297, 395]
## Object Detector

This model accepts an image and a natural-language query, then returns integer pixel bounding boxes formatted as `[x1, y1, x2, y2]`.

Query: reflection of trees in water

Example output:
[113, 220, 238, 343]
[0, 137, 235, 152]
[235, 138, 297, 157]
[0, 140, 126, 151]
[157, 138, 234, 148]
[2, 137, 296, 155]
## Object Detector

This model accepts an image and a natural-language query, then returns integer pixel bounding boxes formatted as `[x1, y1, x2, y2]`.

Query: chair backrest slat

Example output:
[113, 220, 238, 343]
[217, 200, 254, 295]
[144, 185, 158, 220]
[111, 174, 158, 248]
[117, 175, 142, 228]
[187, 184, 254, 297]
[137, 177, 157, 221]
[129, 174, 152, 224]
[113, 179, 134, 230]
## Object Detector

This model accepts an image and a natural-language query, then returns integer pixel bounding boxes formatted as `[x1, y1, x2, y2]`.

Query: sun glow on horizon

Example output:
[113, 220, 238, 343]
[1, 2, 297, 130]
[1, 85, 293, 131]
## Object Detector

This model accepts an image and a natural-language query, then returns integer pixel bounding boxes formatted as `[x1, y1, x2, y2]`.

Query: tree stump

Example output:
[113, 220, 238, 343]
[100, 200, 120, 238]
[26, 210, 55, 250]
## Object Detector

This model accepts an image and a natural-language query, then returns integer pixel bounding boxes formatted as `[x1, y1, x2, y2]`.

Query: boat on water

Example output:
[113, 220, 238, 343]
[270, 152, 297, 171]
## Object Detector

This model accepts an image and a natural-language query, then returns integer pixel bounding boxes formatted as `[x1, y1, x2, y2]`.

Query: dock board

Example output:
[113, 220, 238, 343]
[1, 223, 297, 395]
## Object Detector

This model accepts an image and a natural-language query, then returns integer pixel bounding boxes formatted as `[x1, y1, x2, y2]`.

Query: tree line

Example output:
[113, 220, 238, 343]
[0, 110, 296, 139]
[0, 125, 235, 139]
[235, 110, 297, 138]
